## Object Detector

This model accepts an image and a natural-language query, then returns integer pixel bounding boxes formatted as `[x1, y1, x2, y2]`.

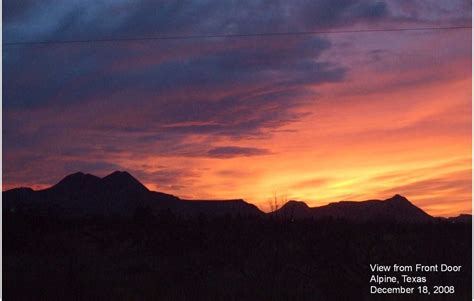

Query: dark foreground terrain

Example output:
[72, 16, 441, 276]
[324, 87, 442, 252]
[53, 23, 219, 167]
[4, 212, 471, 301]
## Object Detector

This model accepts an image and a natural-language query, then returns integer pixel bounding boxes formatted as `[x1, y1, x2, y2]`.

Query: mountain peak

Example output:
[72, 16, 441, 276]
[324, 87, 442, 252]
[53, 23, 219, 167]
[386, 194, 410, 203]
[102, 171, 149, 193]
[53, 172, 101, 190]
[273, 200, 311, 217]
[104, 170, 133, 179]
[63, 171, 86, 180]
[281, 200, 310, 209]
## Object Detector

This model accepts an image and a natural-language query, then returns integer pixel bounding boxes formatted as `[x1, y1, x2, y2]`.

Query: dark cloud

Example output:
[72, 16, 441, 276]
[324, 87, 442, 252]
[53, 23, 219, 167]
[3, 33, 346, 172]
[8, 0, 467, 44]
[4, 1, 392, 42]
[3, 0, 470, 189]
[207, 146, 272, 159]
[301, 0, 388, 28]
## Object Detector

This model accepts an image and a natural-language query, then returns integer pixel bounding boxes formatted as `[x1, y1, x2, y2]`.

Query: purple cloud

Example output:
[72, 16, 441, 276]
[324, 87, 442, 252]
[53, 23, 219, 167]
[207, 146, 272, 159]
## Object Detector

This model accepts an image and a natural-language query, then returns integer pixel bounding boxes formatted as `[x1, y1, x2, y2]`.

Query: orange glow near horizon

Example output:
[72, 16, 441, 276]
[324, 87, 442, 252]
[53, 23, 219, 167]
[144, 77, 470, 217]
[53, 76, 468, 218]
[4, 78, 471, 218]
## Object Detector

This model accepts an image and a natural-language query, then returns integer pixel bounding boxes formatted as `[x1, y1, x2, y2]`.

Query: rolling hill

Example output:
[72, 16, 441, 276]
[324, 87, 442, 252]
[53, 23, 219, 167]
[4, 171, 467, 223]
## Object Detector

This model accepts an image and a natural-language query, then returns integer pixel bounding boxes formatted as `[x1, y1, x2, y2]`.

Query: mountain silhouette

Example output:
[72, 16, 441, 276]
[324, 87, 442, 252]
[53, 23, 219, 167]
[101, 171, 149, 194]
[52, 172, 101, 191]
[445, 214, 473, 223]
[180, 198, 263, 218]
[3, 171, 261, 218]
[274, 194, 434, 223]
[3, 171, 457, 222]
[275, 200, 311, 219]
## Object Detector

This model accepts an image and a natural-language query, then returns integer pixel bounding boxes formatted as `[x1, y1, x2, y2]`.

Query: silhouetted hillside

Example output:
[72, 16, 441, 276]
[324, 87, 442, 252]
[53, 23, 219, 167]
[446, 214, 473, 223]
[273, 200, 311, 219]
[3, 171, 465, 223]
[180, 199, 264, 218]
[274, 195, 434, 223]
[3, 171, 262, 218]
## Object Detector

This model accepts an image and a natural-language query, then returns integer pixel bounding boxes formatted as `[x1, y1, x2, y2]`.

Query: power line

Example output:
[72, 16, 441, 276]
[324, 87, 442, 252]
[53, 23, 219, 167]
[3, 25, 471, 46]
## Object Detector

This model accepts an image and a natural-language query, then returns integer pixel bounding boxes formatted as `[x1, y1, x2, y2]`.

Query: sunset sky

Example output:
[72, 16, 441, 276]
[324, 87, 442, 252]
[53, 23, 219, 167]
[3, 0, 471, 216]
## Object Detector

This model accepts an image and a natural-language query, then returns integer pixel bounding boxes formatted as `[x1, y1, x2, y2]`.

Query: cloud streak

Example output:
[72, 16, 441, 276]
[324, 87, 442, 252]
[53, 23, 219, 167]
[207, 147, 272, 159]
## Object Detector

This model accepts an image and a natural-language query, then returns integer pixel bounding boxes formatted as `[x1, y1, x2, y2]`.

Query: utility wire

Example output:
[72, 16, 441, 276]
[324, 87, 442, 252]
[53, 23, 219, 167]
[3, 25, 471, 46]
